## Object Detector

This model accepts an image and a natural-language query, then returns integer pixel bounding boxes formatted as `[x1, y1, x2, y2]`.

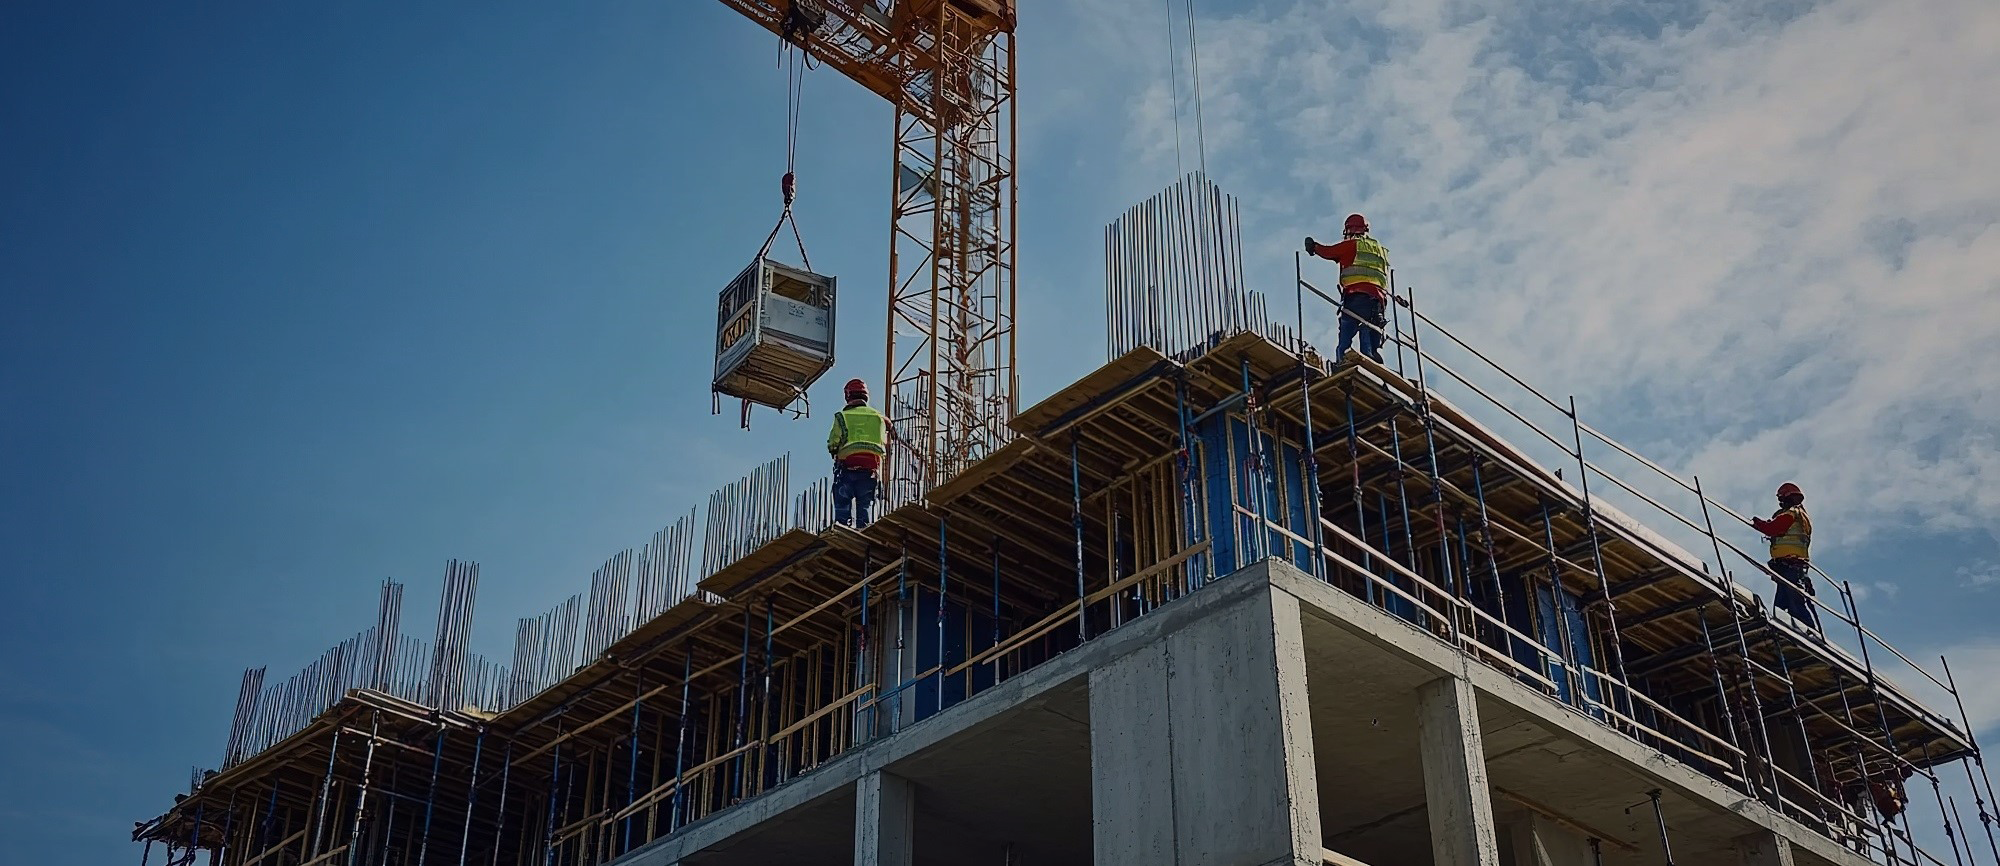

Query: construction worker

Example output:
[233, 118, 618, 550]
[828, 378, 886, 528]
[1751, 482, 1819, 634]
[1305, 213, 1391, 363]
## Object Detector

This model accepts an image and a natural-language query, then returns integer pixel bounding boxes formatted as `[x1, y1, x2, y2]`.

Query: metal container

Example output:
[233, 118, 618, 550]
[712, 256, 837, 410]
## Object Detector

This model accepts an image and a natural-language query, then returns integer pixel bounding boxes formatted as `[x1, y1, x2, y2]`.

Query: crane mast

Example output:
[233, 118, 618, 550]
[716, 0, 1018, 502]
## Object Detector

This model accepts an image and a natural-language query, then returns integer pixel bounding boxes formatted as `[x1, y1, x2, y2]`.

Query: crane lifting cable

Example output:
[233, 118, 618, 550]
[712, 11, 838, 427]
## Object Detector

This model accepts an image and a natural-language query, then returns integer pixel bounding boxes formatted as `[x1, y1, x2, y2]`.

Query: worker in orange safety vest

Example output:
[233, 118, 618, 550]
[1751, 481, 1819, 635]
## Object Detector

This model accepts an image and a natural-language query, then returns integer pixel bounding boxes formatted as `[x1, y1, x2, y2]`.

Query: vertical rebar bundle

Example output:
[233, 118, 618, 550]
[1104, 172, 1284, 361]
[702, 454, 792, 575]
[635, 511, 698, 622]
[509, 594, 584, 705]
[426, 560, 480, 711]
[372, 580, 404, 691]
[222, 667, 266, 767]
[793, 476, 833, 534]
[582, 550, 636, 660]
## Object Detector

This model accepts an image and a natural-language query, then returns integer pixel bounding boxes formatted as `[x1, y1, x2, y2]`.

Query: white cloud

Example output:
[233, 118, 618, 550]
[1961, 559, 2000, 590]
[1053, 0, 2000, 547]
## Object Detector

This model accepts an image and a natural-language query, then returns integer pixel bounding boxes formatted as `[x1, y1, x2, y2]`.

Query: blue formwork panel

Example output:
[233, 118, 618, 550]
[908, 588, 979, 724]
[1197, 416, 1239, 573]
[1192, 407, 1339, 580]
[1534, 582, 1602, 710]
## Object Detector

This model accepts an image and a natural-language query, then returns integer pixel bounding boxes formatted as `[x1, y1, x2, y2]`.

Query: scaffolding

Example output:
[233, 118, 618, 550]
[136, 206, 1998, 866]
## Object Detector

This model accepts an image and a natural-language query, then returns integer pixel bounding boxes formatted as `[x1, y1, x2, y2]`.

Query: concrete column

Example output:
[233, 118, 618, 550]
[855, 771, 915, 866]
[1501, 812, 1594, 866]
[1417, 675, 1501, 866]
[1089, 580, 1321, 866]
[1735, 830, 1797, 866]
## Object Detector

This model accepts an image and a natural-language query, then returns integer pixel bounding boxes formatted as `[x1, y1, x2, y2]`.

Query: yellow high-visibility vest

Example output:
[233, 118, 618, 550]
[828, 406, 886, 460]
[1341, 236, 1390, 292]
[1769, 506, 1812, 560]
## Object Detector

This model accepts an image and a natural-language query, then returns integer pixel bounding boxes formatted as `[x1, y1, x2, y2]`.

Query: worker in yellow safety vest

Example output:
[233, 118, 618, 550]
[827, 378, 886, 528]
[1751, 482, 1819, 635]
[1305, 213, 1393, 363]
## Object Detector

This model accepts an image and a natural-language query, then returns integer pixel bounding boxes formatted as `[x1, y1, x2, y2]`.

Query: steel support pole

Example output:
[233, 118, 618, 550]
[1071, 431, 1089, 642]
[990, 539, 1003, 682]
[938, 513, 949, 715]
[1920, 739, 1968, 866]
[1942, 655, 2000, 864]
[489, 741, 511, 866]
[734, 603, 751, 800]
[1697, 605, 1752, 788]
[1344, 381, 1374, 604]
[1295, 253, 1326, 581]
[625, 673, 643, 854]
[1567, 396, 1633, 722]
[671, 648, 691, 832]
[456, 729, 484, 866]
[541, 736, 563, 866]
[343, 711, 382, 866]
[1647, 789, 1677, 866]
[415, 729, 444, 866]
[310, 728, 342, 856]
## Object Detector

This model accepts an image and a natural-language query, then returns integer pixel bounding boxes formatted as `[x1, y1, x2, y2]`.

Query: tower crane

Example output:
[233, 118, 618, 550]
[715, 0, 1018, 503]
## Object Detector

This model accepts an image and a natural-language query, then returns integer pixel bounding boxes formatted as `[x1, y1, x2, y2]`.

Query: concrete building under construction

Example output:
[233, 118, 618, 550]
[135, 178, 2000, 866]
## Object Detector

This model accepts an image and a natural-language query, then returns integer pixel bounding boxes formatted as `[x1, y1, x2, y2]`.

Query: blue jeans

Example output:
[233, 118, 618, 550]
[1770, 558, 1820, 634]
[833, 466, 878, 528]
[1338, 292, 1386, 361]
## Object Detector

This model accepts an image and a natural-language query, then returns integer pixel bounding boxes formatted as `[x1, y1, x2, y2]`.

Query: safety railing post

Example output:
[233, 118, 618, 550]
[1568, 396, 1634, 722]
[1404, 283, 1462, 641]
[1834, 669, 1900, 864]
[1696, 605, 1752, 789]
[1295, 254, 1327, 581]
[1344, 380, 1375, 605]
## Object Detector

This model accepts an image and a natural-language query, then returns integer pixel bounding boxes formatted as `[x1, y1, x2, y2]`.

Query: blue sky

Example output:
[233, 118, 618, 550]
[3, 0, 1998, 863]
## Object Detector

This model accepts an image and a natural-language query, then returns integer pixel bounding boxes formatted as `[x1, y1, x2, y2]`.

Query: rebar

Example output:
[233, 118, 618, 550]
[704, 454, 793, 575]
[427, 560, 480, 711]
[582, 550, 635, 661]
[1103, 174, 1278, 362]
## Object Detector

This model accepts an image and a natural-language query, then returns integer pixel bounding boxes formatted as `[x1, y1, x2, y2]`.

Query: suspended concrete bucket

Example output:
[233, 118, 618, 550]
[712, 255, 837, 412]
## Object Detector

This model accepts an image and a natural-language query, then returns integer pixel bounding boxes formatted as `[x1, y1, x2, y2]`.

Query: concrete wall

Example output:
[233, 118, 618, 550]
[1089, 571, 1322, 866]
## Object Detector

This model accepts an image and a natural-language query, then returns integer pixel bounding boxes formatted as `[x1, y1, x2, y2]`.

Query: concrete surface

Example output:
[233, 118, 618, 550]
[854, 771, 914, 866]
[1418, 675, 1502, 866]
[1738, 830, 1799, 866]
[1500, 811, 1597, 866]
[1088, 574, 1321, 866]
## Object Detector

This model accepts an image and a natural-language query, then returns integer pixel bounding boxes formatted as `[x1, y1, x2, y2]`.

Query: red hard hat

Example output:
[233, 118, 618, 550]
[843, 378, 869, 398]
[1776, 482, 1802, 498]
[1344, 213, 1369, 233]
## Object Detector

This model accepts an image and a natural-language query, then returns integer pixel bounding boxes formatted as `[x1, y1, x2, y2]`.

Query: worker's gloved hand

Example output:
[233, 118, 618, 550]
[1303, 236, 1318, 253]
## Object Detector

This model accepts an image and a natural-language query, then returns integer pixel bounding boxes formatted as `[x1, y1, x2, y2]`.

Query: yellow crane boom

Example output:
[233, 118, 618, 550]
[715, 0, 1019, 501]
